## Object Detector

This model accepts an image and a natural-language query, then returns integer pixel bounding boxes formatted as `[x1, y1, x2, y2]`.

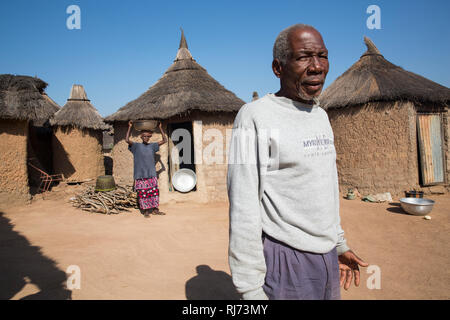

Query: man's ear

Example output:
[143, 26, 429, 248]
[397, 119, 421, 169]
[272, 59, 283, 79]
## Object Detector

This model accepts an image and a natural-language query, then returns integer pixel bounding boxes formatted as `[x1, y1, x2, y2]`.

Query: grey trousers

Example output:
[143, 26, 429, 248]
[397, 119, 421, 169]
[262, 234, 341, 300]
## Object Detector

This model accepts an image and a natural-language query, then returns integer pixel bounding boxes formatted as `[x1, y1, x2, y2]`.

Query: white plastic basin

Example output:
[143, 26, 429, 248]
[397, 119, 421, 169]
[172, 169, 197, 193]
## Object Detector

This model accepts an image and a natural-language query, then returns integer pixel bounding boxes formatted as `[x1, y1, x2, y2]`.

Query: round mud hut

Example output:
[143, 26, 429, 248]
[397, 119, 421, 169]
[0, 74, 60, 206]
[105, 29, 245, 204]
[50, 84, 110, 183]
[320, 37, 450, 197]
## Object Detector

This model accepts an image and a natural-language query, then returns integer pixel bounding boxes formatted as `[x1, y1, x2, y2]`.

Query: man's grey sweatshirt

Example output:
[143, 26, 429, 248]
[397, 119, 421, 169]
[227, 93, 350, 300]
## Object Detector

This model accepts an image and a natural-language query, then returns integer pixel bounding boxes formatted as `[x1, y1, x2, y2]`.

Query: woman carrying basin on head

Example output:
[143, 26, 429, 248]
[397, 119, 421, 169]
[126, 120, 167, 218]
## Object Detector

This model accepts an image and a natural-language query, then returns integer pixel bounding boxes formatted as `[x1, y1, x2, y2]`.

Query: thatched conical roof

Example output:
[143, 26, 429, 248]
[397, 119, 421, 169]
[105, 29, 245, 122]
[43, 93, 60, 109]
[50, 84, 110, 130]
[0, 74, 60, 123]
[320, 37, 450, 109]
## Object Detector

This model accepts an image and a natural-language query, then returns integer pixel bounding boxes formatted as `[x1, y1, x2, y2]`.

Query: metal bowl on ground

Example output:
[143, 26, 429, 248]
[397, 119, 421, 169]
[172, 169, 197, 193]
[133, 120, 159, 131]
[399, 197, 435, 216]
[95, 175, 116, 192]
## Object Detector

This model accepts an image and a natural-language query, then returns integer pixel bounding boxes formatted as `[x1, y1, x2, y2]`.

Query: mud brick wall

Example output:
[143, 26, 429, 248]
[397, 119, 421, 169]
[195, 112, 235, 203]
[327, 101, 420, 197]
[52, 127, 105, 182]
[0, 119, 31, 206]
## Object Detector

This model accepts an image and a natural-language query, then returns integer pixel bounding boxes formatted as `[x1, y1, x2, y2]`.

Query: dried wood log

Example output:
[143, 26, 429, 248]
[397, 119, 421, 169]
[70, 184, 138, 214]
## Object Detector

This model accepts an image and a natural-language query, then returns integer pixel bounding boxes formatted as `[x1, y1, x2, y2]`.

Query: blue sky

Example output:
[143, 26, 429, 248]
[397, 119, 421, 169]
[1, 0, 449, 116]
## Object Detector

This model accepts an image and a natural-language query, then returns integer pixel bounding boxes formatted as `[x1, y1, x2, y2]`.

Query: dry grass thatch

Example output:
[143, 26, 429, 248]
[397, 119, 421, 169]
[0, 74, 60, 123]
[50, 84, 110, 130]
[105, 30, 245, 122]
[320, 37, 450, 110]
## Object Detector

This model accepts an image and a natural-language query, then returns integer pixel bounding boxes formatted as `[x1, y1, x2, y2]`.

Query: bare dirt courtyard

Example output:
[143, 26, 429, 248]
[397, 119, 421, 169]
[0, 186, 449, 300]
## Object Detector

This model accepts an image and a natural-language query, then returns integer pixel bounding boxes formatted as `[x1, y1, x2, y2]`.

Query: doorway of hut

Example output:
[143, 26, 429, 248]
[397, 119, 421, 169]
[167, 121, 197, 192]
[27, 124, 56, 195]
[416, 113, 446, 186]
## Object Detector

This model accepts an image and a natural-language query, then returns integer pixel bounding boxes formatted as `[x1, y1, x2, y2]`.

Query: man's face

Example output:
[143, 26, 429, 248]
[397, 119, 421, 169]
[275, 27, 329, 103]
[140, 131, 152, 144]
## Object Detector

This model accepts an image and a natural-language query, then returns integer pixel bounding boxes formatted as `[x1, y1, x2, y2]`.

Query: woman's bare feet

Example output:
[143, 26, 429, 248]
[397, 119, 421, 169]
[152, 208, 166, 215]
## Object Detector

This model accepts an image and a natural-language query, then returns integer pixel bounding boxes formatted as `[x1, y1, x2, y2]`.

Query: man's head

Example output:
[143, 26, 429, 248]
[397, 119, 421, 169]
[272, 24, 329, 104]
[140, 130, 152, 144]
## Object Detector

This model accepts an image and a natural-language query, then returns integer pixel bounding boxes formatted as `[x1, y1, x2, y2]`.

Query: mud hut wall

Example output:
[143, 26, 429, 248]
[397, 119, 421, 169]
[165, 112, 235, 203]
[112, 122, 143, 185]
[52, 127, 105, 182]
[0, 119, 30, 205]
[112, 112, 236, 204]
[196, 112, 235, 203]
[327, 101, 419, 197]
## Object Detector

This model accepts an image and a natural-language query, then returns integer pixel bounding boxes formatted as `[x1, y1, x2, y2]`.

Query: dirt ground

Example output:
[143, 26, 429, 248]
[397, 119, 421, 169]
[0, 185, 449, 300]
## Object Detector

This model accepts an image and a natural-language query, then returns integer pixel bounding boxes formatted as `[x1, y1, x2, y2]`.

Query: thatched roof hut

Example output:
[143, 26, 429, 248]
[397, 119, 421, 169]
[320, 37, 450, 196]
[50, 85, 109, 130]
[321, 37, 450, 109]
[105, 29, 244, 122]
[0, 74, 60, 124]
[107, 30, 245, 204]
[50, 85, 108, 182]
[0, 74, 60, 206]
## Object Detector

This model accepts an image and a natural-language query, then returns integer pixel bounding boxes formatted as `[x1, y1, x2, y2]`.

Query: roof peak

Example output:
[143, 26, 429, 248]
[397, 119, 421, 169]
[51, 85, 109, 130]
[68, 84, 90, 101]
[361, 36, 382, 57]
[175, 28, 193, 61]
[179, 27, 188, 49]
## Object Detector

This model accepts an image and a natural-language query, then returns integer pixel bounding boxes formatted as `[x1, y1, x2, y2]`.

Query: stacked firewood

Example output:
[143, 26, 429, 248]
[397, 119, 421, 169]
[70, 184, 138, 214]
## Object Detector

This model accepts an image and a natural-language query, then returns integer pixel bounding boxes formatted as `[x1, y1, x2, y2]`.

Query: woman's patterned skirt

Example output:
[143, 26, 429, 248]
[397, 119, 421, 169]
[134, 177, 159, 210]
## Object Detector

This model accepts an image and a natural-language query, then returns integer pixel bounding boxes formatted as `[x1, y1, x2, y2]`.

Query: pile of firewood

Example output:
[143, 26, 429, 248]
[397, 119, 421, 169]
[70, 184, 138, 214]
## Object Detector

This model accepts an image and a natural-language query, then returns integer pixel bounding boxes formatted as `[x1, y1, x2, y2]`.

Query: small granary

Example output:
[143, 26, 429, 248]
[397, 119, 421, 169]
[50, 84, 110, 182]
[105, 30, 245, 203]
[320, 37, 450, 197]
[0, 74, 60, 205]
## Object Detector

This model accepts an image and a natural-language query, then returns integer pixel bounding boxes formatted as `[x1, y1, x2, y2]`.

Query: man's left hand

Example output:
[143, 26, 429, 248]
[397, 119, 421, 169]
[338, 250, 369, 290]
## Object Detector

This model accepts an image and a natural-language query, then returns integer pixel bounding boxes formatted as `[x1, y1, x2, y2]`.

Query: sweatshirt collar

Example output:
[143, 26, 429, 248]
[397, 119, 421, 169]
[266, 93, 320, 113]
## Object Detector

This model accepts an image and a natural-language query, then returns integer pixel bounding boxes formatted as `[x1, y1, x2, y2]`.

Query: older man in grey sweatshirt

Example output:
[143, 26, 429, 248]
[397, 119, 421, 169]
[227, 24, 368, 300]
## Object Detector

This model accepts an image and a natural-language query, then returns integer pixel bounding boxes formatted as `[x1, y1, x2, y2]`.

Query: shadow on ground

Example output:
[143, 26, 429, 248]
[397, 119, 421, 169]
[386, 202, 409, 215]
[0, 212, 72, 300]
[185, 265, 240, 300]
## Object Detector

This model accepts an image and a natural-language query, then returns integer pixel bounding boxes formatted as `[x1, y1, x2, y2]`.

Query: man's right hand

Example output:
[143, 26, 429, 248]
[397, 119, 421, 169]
[338, 250, 369, 290]
[128, 120, 133, 128]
